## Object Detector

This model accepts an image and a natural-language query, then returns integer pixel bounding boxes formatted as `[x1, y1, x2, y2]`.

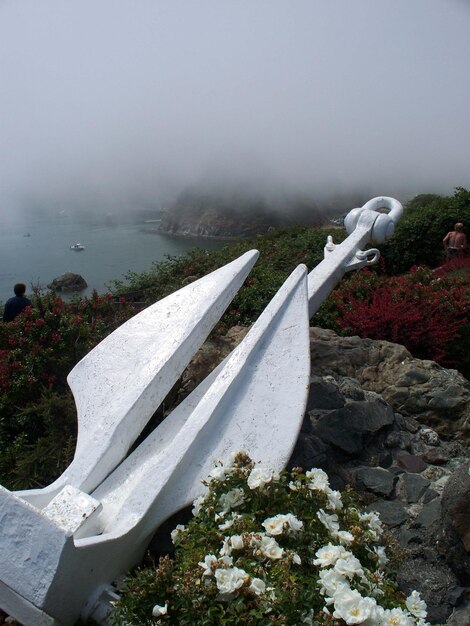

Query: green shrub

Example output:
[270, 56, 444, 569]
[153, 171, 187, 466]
[380, 187, 470, 274]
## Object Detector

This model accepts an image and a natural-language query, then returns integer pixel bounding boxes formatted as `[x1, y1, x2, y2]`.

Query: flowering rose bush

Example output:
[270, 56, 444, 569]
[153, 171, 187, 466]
[111, 452, 428, 625]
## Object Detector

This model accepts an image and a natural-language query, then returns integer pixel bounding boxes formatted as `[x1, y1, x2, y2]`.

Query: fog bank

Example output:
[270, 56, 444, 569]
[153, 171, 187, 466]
[1, 0, 470, 219]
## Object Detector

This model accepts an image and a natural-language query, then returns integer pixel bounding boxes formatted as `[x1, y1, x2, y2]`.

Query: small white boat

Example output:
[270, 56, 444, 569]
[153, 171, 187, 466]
[70, 243, 85, 251]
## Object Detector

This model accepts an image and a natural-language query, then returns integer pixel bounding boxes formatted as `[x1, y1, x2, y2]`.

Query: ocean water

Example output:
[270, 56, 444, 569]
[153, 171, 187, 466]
[0, 214, 224, 304]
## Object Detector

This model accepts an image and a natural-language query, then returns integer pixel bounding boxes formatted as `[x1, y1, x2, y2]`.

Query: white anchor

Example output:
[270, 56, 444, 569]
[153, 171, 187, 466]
[0, 197, 402, 625]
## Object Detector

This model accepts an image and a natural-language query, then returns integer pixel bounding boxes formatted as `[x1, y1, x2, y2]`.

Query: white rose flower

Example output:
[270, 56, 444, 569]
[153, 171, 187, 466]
[224, 451, 238, 469]
[373, 545, 389, 567]
[247, 465, 279, 489]
[380, 607, 415, 626]
[359, 511, 383, 540]
[198, 554, 218, 576]
[292, 552, 302, 565]
[313, 543, 348, 568]
[170, 524, 186, 546]
[334, 555, 364, 579]
[152, 603, 168, 617]
[219, 487, 246, 512]
[318, 568, 348, 597]
[214, 566, 247, 594]
[332, 588, 377, 625]
[326, 488, 344, 511]
[405, 590, 427, 620]
[230, 534, 244, 550]
[317, 509, 340, 535]
[262, 514, 286, 536]
[259, 536, 284, 560]
[288, 480, 300, 491]
[218, 512, 242, 531]
[219, 537, 232, 557]
[306, 468, 330, 492]
[192, 495, 206, 517]
[218, 519, 233, 531]
[285, 513, 303, 532]
[248, 576, 266, 595]
[208, 465, 229, 482]
[336, 530, 354, 545]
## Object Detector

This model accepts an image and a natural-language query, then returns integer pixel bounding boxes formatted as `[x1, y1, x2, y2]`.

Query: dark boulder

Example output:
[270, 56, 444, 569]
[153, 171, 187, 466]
[438, 463, 470, 583]
[47, 272, 87, 292]
[313, 399, 394, 455]
[354, 467, 395, 496]
[365, 499, 408, 527]
[397, 558, 458, 624]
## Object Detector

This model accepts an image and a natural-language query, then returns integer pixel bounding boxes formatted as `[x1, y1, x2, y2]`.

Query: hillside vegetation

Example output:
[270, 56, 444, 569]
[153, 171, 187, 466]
[0, 188, 469, 489]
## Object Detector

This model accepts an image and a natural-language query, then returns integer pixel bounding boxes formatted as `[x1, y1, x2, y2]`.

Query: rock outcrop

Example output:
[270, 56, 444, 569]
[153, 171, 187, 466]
[308, 327, 470, 443]
[294, 371, 469, 624]
[47, 272, 87, 292]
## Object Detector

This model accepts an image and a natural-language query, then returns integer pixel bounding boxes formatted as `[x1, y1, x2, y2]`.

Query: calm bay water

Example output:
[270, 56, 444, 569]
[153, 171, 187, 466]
[0, 214, 224, 304]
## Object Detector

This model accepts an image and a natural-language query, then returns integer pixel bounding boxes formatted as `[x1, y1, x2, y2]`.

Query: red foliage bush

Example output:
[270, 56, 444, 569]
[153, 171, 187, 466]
[327, 265, 470, 369]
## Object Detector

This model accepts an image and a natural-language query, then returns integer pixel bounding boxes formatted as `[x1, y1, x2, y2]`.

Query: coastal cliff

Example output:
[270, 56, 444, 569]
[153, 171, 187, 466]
[152, 190, 333, 239]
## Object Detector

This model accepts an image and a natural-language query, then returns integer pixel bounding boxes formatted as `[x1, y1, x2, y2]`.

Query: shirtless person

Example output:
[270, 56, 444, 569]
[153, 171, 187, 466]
[443, 223, 468, 260]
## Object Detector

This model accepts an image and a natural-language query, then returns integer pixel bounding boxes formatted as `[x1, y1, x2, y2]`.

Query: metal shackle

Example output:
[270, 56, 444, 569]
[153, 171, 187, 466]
[344, 196, 404, 243]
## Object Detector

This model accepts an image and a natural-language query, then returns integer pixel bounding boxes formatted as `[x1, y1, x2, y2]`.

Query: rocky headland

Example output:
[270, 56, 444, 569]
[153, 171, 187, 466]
[151, 191, 334, 239]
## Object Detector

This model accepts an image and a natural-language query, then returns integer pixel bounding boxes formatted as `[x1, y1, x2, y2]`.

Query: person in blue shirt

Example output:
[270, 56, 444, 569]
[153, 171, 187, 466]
[2, 283, 32, 322]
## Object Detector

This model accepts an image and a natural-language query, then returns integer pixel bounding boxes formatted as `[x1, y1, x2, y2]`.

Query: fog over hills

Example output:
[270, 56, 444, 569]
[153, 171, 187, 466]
[1, 0, 470, 225]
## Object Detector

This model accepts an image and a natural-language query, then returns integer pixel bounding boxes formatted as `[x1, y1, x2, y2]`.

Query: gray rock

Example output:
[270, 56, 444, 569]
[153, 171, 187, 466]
[396, 473, 431, 504]
[438, 464, 470, 582]
[395, 413, 420, 433]
[385, 430, 412, 450]
[377, 452, 394, 468]
[395, 365, 431, 387]
[396, 452, 428, 473]
[314, 399, 394, 454]
[422, 488, 439, 504]
[415, 498, 442, 530]
[397, 559, 457, 624]
[447, 586, 465, 607]
[428, 385, 468, 410]
[308, 327, 470, 444]
[422, 448, 450, 465]
[289, 433, 329, 473]
[306, 376, 345, 410]
[397, 527, 423, 547]
[384, 431, 402, 448]
[420, 428, 440, 446]
[337, 376, 365, 401]
[47, 272, 87, 292]
[365, 499, 408, 527]
[362, 390, 383, 402]
[445, 602, 470, 626]
[355, 467, 395, 496]
[441, 464, 470, 551]
[388, 465, 406, 477]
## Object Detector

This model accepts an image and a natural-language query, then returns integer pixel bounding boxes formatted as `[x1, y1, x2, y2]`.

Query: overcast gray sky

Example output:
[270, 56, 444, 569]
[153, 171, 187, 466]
[1, 0, 469, 213]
